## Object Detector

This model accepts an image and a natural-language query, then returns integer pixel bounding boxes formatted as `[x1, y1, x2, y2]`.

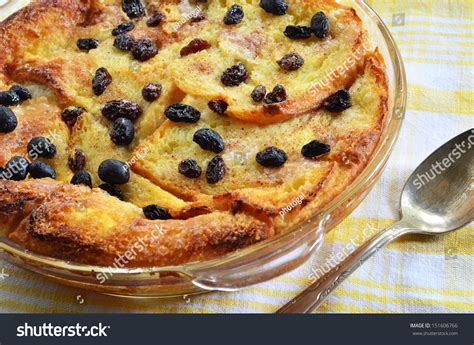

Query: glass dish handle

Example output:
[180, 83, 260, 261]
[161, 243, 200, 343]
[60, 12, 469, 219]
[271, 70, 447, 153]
[190, 217, 327, 291]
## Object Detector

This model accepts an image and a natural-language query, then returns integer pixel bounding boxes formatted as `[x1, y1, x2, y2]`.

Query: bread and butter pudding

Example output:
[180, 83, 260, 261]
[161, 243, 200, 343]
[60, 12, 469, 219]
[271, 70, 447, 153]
[0, 0, 388, 267]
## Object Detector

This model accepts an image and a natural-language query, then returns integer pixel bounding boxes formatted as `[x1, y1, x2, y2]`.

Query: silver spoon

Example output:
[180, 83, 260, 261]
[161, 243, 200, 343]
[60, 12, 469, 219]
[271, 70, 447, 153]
[277, 128, 474, 313]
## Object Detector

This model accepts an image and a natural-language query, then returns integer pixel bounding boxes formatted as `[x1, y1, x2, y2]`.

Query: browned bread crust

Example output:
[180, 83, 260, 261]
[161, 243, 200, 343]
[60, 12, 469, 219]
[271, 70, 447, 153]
[5, 179, 273, 266]
[0, 0, 388, 266]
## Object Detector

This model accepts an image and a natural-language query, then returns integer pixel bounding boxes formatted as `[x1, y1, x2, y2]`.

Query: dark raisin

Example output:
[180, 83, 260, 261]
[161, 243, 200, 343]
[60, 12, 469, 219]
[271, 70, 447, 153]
[27, 137, 57, 159]
[9, 84, 31, 102]
[112, 22, 135, 36]
[142, 83, 162, 102]
[256, 146, 287, 167]
[251, 85, 266, 102]
[0, 91, 20, 107]
[77, 38, 99, 51]
[5, 156, 29, 181]
[0, 106, 17, 133]
[71, 171, 93, 188]
[180, 38, 211, 57]
[61, 106, 85, 127]
[164, 103, 201, 123]
[264, 84, 287, 104]
[110, 117, 135, 146]
[301, 140, 331, 158]
[178, 159, 202, 178]
[191, 11, 206, 22]
[98, 159, 130, 185]
[223, 4, 244, 25]
[143, 204, 172, 220]
[277, 52, 304, 71]
[68, 149, 86, 172]
[221, 62, 248, 87]
[284, 25, 312, 39]
[206, 155, 226, 184]
[193, 128, 225, 153]
[28, 161, 56, 179]
[99, 183, 124, 200]
[208, 99, 228, 115]
[92, 67, 112, 96]
[311, 11, 329, 39]
[131, 38, 158, 61]
[102, 99, 142, 121]
[323, 90, 352, 112]
[146, 11, 166, 27]
[121, 0, 145, 19]
[114, 34, 135, 51]
[259, 0, 288, 16]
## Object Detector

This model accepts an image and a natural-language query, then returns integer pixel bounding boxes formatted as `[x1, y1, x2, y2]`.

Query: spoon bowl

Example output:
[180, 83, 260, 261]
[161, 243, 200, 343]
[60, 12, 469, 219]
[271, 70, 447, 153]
[401, 129, 474, 232]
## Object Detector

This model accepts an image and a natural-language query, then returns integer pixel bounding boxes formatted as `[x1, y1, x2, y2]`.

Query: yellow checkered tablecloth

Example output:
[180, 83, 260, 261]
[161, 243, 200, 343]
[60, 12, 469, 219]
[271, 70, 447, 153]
[0, 0, 473, 313]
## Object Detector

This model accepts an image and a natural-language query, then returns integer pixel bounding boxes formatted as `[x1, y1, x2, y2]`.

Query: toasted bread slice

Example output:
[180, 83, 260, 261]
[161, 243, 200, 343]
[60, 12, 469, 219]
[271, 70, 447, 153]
[163, 0, 368, 124]
[69, 111, 187, 210]
[0, 88, 71, 181]
[6, 179, 273, 266]
[132, 52, 387, 227]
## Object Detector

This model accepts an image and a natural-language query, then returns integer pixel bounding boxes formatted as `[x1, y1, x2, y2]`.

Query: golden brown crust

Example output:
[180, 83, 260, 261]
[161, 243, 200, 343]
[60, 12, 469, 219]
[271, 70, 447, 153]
[0, 0, 91, 73]
[0, 0, 389, 267]
[6, 179, 273, 266]
[0, 179, 61, 230]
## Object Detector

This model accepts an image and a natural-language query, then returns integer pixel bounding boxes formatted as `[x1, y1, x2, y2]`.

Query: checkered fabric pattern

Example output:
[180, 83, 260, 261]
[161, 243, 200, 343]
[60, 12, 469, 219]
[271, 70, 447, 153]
[0, 0, 472, 313]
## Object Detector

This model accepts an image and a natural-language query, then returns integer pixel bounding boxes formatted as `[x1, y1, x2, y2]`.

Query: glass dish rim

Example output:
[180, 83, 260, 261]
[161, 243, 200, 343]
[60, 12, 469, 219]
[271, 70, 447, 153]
[0, 0, 407, 290]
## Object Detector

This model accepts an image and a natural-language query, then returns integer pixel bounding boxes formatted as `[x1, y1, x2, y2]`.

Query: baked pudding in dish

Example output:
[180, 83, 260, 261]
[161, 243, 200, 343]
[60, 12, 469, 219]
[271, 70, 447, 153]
[0, 0, 388, 267]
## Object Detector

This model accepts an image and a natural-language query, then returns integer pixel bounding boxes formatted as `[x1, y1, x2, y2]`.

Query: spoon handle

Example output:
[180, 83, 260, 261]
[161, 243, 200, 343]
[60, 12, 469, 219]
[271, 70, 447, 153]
[276, 220, 415, 313]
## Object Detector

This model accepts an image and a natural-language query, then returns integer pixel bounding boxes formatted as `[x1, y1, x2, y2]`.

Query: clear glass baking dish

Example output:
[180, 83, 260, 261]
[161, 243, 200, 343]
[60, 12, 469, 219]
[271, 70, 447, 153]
[0, 0, 406, 298]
